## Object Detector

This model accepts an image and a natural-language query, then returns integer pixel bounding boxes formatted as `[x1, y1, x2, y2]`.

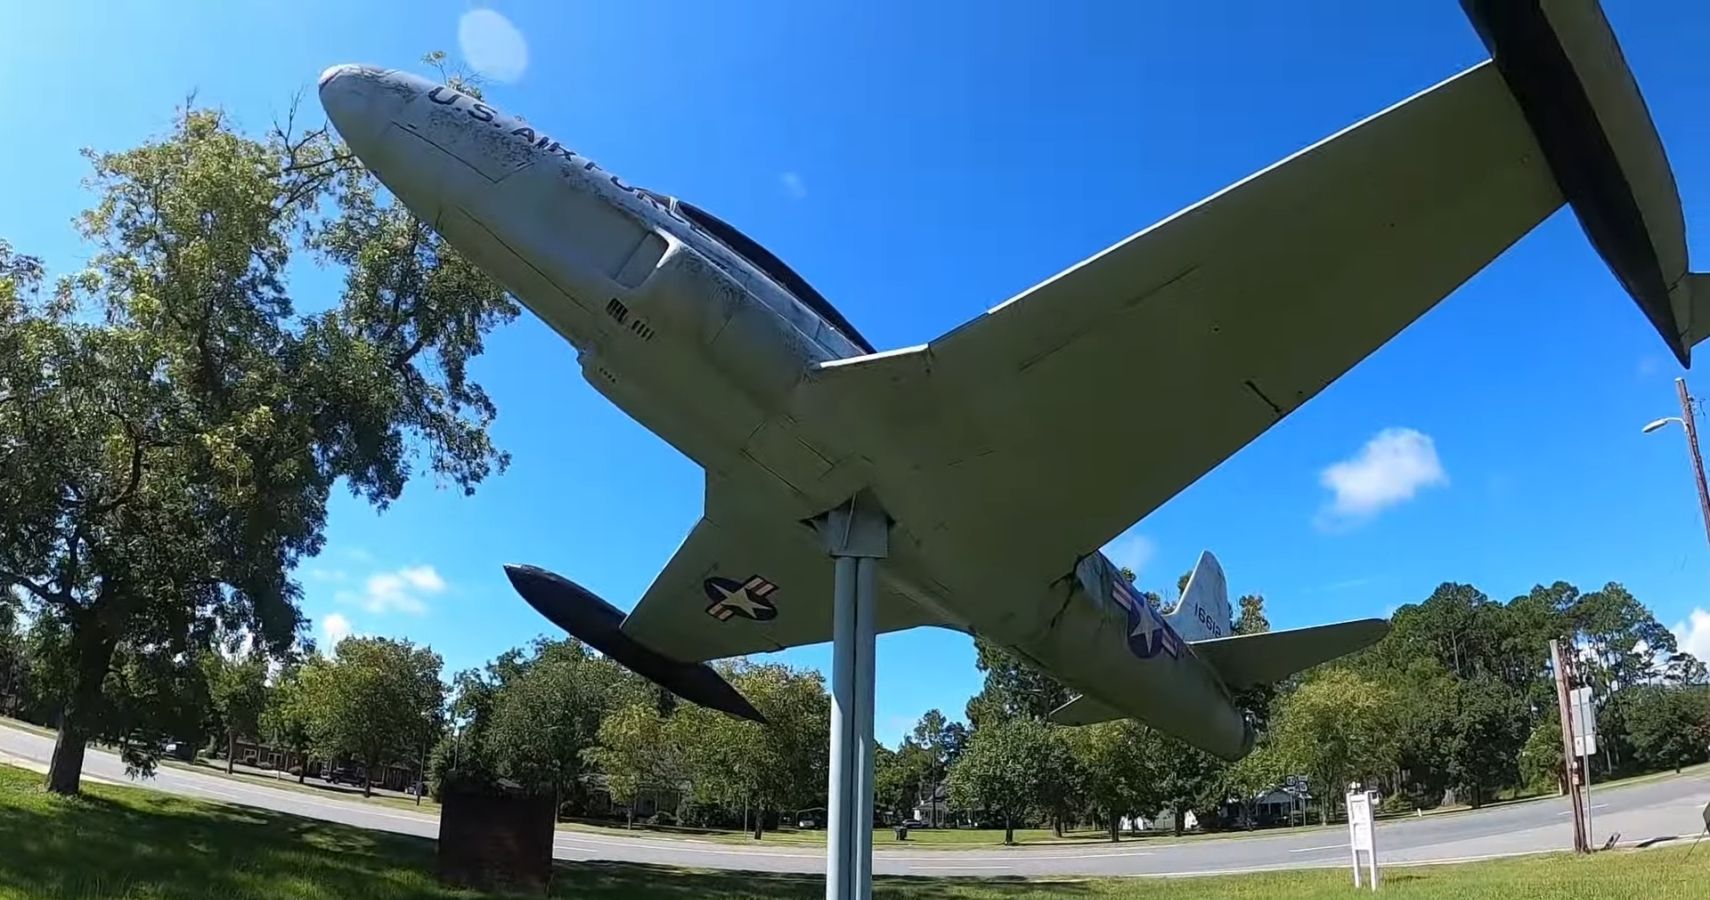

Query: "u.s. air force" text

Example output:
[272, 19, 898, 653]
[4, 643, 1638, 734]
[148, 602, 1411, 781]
[426, 86, 687, 224]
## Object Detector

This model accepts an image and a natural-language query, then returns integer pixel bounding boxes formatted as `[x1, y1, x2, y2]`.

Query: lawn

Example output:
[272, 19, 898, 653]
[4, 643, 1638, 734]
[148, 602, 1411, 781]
[158, 756, 440, 815]
[2, 763, 1707, 899]
[559, 820, 1145, 848]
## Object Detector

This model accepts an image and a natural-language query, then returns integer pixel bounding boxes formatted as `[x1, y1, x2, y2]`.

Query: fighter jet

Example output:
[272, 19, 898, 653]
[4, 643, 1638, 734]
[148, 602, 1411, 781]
[319, 1, 1708, 761]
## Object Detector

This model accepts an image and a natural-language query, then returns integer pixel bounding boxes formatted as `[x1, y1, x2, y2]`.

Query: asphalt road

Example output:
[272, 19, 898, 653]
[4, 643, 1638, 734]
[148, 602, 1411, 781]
[3, 721, 1705, 878]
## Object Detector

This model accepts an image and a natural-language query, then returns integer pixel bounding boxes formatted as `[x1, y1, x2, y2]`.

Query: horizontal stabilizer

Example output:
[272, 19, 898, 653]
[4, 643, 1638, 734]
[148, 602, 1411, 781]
[1190, 619, 1390, 688]
[1047, 693, 1127, 727]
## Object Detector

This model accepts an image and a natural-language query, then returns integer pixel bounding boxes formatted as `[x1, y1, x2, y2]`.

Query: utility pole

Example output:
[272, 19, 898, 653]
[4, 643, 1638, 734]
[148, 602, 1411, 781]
[1674, 377, 1710, 554]
[1550, 640, 1589, 854]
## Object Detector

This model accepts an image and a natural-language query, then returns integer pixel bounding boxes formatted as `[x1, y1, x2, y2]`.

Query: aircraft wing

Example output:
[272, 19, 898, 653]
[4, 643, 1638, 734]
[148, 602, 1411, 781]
[618, 504, 942, 663]
[1190, 619, 1391, 688]
[802, 61, 1563, 585]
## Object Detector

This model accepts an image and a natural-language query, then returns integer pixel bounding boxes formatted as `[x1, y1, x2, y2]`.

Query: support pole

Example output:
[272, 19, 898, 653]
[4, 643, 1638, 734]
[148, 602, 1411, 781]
[825, 556, 858, 897]
[1676, 377, 1710, 554]
[819, 496, 889, 900]
[852, 555, 878, 894]
[1549, 640, 1588, 854]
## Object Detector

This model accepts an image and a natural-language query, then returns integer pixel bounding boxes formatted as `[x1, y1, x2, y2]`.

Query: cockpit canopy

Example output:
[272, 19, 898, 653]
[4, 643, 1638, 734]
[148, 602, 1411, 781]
[641, 190, 874, 354]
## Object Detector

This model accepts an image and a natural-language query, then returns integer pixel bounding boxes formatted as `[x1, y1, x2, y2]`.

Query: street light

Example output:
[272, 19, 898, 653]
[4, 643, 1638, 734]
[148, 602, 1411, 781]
[1643, 378, 1710, 555]
[1643, 416, 1683, 434]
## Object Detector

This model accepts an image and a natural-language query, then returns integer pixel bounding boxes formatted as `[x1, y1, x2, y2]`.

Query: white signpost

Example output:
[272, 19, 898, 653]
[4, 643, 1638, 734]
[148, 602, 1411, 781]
[1570, 686, 1597, 757]
[1569, 685, 1598, 845]
[1347, 786, 1380, 890]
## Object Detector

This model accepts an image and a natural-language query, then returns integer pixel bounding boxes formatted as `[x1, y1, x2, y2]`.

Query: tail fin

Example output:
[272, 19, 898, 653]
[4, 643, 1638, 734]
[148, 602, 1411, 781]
[1164, 551, 1232, 641]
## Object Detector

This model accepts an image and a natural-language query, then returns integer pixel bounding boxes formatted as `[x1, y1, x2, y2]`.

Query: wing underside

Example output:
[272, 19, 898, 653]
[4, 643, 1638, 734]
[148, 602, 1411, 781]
[618, 492, 944, 663]
[800, 61, 1563, 586]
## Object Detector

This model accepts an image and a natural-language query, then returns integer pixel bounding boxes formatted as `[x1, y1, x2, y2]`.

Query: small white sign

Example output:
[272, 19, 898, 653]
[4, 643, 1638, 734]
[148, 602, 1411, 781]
[1347, 787, 1380, 890]
[1570, 686, 1598, 757]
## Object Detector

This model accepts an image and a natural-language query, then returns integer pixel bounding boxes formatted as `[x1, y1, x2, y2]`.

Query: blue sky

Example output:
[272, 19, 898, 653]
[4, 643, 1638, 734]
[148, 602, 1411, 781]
[6, 1, 1710, 745]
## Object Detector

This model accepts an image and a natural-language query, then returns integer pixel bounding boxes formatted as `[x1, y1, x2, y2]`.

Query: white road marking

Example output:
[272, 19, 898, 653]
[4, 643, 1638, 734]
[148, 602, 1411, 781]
[1556, 804, 1609, 816]
[1287, 844, 1343, 853]
[908, 865, 1012, 871]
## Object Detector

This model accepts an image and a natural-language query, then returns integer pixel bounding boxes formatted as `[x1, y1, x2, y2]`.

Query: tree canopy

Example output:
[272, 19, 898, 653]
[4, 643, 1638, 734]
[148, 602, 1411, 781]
[0, 94, 514, 795]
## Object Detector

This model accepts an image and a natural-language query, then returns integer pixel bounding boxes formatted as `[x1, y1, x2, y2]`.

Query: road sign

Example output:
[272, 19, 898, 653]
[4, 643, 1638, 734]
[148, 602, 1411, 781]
[1347, 787, 1380, 890]
[1570, 686, 1598, 757]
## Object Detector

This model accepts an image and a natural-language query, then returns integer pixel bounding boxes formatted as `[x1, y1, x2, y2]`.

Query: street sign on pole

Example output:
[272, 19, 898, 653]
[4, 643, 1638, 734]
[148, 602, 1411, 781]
[1347, 786, 1380, 890]
[1569, 686, 1598, 757]
[1569, 684, 1598, 846]
[1550, 640, 1589, 853]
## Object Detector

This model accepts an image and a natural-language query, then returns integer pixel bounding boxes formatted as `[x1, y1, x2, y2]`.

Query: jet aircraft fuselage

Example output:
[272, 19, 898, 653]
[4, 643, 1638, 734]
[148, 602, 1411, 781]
[320, 65, 1265, 758]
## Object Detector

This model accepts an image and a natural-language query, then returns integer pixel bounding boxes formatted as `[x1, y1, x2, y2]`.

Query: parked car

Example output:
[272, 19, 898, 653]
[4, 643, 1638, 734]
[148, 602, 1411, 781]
[323, 765, 367, 787]
[901, 819, 924, 829]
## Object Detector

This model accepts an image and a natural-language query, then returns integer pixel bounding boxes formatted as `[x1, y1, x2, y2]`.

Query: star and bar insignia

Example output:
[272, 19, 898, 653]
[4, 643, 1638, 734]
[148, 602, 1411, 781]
[703, 575, 780, 622]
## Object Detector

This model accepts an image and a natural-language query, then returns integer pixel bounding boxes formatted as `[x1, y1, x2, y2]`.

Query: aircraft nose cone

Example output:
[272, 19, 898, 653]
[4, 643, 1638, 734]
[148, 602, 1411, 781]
[317, 63, 410, 155]
[318, 63, 361, 88]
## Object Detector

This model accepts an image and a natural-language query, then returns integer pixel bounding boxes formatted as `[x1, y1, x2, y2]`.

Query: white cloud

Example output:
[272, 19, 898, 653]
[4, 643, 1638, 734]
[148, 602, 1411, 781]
[303, 566, 347, 584]
[1673, 609, 1710, 665]
[1637, 355, 1663, 378]
[459, 9, 529, 83]
[1317, 427, 1447, 527]
[322, 612, 354, 646]
[780, 172, 807, 200]
[1102, 532, 1157, 579]
[338, 564, 447, 615]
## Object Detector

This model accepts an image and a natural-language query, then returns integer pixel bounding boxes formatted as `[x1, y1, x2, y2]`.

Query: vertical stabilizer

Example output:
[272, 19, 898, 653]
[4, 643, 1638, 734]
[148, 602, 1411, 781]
[1164, 551, 1231, 640]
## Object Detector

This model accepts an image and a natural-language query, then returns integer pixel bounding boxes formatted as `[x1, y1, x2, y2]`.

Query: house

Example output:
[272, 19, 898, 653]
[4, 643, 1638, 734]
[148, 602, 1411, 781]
[910, 783, 951, 826]
[1123, 809, 1198, 833]
[227, 738, 420, 793]
[580, 773, 686, 822]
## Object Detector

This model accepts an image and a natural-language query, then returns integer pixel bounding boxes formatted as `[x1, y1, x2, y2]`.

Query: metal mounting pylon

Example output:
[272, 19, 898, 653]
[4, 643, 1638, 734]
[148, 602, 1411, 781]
[818, 496, 889, 900]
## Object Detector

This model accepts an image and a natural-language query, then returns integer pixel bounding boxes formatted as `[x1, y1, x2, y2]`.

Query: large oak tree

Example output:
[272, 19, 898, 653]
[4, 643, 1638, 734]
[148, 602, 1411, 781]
[0, 98, 514, 794]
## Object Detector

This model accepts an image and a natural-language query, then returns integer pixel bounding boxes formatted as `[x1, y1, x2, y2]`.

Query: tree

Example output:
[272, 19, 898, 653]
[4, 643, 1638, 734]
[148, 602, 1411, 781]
[1267, 668, 1400, 823]
[947, 718, 1060, 844]
[965, 638, 1069, 729]
[261, 664, 315, 783]
[672, 663, 828, 839]
[585, 699, 677, 827]
[1518, 717, 1565, 795]
[0, 97, 514, 795]
[874, 740, 933, 822]
[306, 637, 444, 797]
[1223, 743, 1288, 829]
[1064, 720, 1158, 841]
[485, 643, 594, 799]
[911, 709, 965, 826]
[873, 744, 912, 822]
[1233, 595, 1270, 635]
[202, 648, 269, 775]
[1661, 652, 1709, 686]
[0, 602, 23, 717]
[1151, 733, 1226, 834]
[485, 642, 642, 814]
[1441, 676, 1526, 808]
[1625, 685, 1710, 774]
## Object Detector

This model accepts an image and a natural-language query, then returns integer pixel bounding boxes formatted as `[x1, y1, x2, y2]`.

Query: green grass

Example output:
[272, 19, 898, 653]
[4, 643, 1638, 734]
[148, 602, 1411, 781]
[558, 820, 1303, 850]
[157, 757, 442, 815]
[2, 762, 1707, 899]
[0, 715, 58, 739]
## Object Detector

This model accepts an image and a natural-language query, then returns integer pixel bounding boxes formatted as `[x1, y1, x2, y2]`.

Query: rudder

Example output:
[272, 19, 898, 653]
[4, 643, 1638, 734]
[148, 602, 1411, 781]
[1164, 551, 1231, 641]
